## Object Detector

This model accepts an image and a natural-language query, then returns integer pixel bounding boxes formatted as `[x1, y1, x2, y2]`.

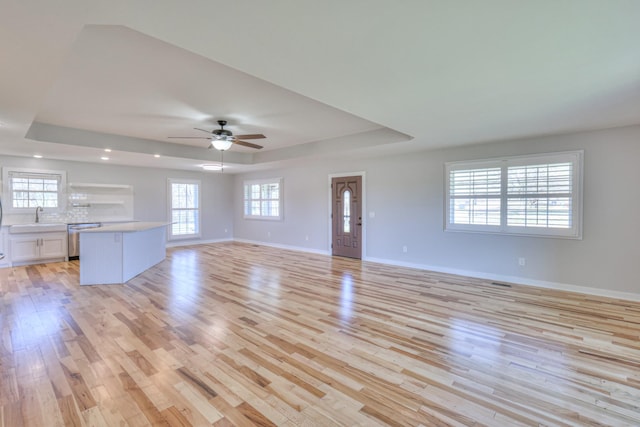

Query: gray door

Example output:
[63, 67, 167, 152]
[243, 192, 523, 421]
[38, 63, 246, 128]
[331, 176, 362, 259]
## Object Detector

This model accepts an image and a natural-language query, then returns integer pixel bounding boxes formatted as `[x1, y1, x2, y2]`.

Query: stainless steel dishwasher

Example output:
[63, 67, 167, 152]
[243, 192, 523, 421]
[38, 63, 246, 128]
[67, 222, 102, 260]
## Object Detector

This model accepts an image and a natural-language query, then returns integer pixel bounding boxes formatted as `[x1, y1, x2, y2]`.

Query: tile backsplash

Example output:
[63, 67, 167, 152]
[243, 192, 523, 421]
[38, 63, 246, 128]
[2, 183, 134, 225]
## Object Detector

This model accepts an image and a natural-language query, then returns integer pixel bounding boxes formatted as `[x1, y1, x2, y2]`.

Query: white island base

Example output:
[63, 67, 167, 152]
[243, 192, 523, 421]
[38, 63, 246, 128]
[80, 222, 168, 285]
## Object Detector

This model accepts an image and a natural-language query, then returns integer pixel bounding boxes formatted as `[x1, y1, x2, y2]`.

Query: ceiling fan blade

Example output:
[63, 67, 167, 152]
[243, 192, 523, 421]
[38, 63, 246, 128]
[234, 140, 263, 149]
[194, 127, 213, 134]
[235, 133, 266, 140]
[168, 136, 211, 139]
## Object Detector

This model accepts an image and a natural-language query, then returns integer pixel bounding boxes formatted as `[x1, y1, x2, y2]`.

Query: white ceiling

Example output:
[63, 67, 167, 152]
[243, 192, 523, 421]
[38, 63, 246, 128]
[1, 1, 639, 173]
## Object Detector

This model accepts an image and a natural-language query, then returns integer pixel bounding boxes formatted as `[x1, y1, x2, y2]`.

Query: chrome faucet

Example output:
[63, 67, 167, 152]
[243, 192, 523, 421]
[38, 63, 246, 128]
[35, 206, 43, 223]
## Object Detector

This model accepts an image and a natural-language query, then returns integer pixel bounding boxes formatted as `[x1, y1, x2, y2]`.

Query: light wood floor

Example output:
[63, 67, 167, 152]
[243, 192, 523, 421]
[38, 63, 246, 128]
[1, 242, 639, 426]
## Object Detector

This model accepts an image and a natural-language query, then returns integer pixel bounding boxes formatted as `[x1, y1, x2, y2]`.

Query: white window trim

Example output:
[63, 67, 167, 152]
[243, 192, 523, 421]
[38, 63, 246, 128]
[1, 167, 67, 214]
[243, 177, 284, 221]
[167, 178, 201, 241]
[444, 151, 583, 239]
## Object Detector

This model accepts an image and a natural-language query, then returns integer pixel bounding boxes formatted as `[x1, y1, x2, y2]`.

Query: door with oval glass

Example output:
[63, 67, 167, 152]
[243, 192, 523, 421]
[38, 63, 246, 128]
[331, 175, 362, 259]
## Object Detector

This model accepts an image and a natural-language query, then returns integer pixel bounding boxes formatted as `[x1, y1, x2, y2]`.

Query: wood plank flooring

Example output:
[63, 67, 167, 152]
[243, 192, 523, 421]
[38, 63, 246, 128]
[1, 242, 639, 426]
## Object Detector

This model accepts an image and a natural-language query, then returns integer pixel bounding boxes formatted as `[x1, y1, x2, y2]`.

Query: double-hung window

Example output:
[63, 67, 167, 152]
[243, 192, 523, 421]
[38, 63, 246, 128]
[2, 167, 67, 213]
[168, 179, 200, 240]
[243, 178, 283, 220]
[445, 151, 583, 238]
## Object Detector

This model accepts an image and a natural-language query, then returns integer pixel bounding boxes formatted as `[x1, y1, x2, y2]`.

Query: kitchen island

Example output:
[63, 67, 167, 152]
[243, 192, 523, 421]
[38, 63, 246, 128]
[79, 221, 169, 285]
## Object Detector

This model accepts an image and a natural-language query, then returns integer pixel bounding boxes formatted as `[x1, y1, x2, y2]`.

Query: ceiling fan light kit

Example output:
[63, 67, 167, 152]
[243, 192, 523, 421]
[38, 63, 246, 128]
[169, 119, 266, 150]
[168, 119, 266, 172]
[211, 139, 233, 151]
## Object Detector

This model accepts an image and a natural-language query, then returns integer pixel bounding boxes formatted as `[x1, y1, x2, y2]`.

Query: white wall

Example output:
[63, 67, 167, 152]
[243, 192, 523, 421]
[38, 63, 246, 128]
[0, 155, 234, 243]
[233, 125, 640, 297]
[3, 124, 638, 298]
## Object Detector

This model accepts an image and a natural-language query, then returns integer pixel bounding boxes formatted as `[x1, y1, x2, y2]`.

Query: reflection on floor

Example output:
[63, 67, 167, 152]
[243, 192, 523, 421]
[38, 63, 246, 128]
[1, 242, 639, 426]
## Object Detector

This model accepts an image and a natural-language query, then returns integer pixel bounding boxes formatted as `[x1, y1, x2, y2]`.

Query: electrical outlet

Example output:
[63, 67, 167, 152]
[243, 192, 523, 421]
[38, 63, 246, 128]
[305, 235, 309, 241]
[518, 257, 526, 266]
[267, 231, 271, 238]
[403, 246, 408, 253]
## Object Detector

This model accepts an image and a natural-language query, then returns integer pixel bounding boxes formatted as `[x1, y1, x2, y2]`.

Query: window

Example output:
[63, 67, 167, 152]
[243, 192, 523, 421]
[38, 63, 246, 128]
[343, 190, 351, 233]
[168, 179, 200, 239]
[2, 167, 67, 213]
[445, 151, 583, 238]
[243, 178, 283, 220]
[448, 165, 501, 228]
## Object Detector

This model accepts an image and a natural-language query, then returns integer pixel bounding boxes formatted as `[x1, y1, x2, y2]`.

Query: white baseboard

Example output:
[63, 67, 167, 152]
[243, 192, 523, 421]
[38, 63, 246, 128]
[233, 238, 330, 256]
[364, 256, 640, 302]
[166, 237, 233, 248]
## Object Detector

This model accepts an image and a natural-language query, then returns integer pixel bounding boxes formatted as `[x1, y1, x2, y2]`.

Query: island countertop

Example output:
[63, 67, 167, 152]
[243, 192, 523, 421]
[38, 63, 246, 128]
[80, 221, 169, 233]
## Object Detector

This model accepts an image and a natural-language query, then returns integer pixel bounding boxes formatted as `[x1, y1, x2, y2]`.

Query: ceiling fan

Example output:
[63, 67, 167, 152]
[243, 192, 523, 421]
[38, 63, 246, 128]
[169, 120, 265, 150]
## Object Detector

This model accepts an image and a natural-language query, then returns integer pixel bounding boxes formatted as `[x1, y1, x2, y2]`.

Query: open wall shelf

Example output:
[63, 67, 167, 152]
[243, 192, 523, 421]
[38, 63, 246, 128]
[68, 183, 134, 221]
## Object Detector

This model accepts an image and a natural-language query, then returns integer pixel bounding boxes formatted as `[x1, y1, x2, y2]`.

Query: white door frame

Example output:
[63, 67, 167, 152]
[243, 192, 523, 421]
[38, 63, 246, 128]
[328, 171, 366, 259]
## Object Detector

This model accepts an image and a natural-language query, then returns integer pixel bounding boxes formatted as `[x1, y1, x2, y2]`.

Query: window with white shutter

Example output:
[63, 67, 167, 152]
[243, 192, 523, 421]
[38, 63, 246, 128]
[445, 151, 583, 238]
[448, 165, 502, 230]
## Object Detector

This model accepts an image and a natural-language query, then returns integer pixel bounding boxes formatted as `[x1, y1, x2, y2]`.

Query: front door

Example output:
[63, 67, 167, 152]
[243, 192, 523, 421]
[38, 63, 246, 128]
[331, 175, 362, 259]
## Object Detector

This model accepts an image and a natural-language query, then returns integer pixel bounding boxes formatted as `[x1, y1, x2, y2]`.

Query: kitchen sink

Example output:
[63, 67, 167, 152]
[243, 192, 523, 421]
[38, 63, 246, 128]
[10, 223, 68, 234]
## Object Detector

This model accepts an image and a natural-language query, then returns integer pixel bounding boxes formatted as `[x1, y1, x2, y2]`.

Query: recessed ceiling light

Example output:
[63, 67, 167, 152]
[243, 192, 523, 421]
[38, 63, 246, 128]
[33, 154, 43, 158]
[201, 164, 222, 171]
[104, 148, 112, 152]
[101, 156, 109, 161]
[154, 154, 161, 158]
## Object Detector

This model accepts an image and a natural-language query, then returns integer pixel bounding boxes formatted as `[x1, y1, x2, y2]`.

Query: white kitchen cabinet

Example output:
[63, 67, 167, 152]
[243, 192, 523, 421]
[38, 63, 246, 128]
[10, 232, 67, 265]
